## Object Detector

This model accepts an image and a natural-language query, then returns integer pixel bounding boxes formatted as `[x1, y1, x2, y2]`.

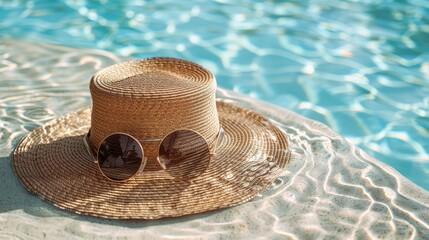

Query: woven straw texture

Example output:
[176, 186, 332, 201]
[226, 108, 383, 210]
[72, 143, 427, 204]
[90, 58, 219, 170]
[13, 58, 291, 219]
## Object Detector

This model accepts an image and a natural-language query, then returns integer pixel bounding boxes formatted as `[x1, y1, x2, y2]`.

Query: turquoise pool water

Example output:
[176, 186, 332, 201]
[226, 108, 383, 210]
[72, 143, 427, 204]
[1, 0, 428, 191]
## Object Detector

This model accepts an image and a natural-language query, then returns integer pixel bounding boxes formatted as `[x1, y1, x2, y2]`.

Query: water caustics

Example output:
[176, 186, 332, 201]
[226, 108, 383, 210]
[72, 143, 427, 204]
[1, 0, 429, 238]
[0, 40, 428, 239]
[0, 0, 428, 190]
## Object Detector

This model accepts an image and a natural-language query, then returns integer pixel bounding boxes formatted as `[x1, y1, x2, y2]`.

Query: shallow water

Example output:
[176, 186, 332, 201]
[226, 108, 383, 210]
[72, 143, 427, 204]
[0, 40, 428, 239]
[1, 0, 428, 190]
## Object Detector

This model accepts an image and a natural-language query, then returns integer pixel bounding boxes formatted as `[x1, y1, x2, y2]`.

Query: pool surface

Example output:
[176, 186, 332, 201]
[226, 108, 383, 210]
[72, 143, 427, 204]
[2, 0, 427, 190]
[1, 1, 429, 238]
[0, 40, 428, 239]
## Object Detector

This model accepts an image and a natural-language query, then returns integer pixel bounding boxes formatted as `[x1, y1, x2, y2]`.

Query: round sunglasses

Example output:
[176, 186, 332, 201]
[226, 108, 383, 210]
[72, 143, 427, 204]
[83, 127, 224, 182]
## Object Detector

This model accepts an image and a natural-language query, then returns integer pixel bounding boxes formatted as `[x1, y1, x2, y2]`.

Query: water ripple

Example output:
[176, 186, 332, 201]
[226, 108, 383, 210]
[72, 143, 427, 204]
[0, 26, 428, 240]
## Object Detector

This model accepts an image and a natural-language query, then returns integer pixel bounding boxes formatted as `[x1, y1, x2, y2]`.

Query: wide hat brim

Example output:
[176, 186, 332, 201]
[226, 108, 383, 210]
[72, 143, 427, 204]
[13, 101, 290, 219]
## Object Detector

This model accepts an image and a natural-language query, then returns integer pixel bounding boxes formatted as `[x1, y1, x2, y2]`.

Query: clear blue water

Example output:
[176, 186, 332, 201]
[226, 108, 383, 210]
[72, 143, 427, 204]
[1, 0, 428, 191]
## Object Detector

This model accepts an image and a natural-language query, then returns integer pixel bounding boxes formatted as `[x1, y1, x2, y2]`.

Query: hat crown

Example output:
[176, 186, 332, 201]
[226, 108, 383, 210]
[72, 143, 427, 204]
[89, 58, 219, 170]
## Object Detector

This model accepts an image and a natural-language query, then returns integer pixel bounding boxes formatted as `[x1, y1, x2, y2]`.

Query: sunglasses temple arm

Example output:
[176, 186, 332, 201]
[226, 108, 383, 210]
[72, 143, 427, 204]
[83, 133, 97, 162]
[209, 126, 224, 155]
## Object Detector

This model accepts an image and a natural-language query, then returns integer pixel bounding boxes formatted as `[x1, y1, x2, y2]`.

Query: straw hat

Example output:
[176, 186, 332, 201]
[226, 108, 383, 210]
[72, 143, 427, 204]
[13, 58, 291, 219]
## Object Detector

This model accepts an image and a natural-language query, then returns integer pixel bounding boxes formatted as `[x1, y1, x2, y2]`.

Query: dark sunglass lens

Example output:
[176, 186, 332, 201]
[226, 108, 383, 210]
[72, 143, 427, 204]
[97, 133, 143, 181]
[158, 130, 210, 180]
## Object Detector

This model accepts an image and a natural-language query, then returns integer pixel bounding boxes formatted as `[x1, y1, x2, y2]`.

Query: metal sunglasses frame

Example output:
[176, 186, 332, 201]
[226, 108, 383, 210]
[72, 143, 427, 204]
[83, 126, 225, 182]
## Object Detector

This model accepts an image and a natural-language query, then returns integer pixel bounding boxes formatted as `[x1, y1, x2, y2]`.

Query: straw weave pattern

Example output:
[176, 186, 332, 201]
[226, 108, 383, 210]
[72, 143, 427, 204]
[13, 58, 291, 219]
[89, 58, 219, 170]
[14, 102, 290, 219]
